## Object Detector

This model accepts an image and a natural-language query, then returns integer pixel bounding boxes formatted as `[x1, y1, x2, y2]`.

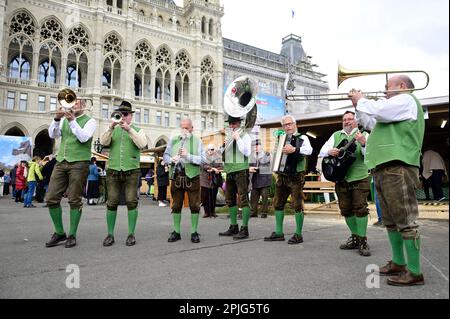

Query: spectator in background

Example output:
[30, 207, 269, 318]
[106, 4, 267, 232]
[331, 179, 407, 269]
[86, 157, 100, 205]
[145, 168, 155, 200]
[0, 169, 4, 197]
[3, 171, 11, 196]
[15, 161, 28, 203]
[41, 155, 57, 207]
[200, 144, 223, 218]
[249, 140, 272, 219]
[156, 160, 169, 207]
[10, 165, 17, 199]
[24, 156, 43, 208]
[422, 149, 447, 202]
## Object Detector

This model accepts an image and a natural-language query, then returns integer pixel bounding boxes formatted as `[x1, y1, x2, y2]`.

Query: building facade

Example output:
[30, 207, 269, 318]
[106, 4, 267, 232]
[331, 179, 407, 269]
[0, 0, 328, 158]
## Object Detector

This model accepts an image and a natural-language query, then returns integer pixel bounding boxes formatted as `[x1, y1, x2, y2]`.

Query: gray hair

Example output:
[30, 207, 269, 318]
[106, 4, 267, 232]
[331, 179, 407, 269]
[281, 115, 297, 126]
[181, 118, 193, 128]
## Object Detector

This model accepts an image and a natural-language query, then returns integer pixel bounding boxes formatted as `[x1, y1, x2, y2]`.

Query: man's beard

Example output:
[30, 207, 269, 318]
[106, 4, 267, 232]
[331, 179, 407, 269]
[343, 125, 353, 134]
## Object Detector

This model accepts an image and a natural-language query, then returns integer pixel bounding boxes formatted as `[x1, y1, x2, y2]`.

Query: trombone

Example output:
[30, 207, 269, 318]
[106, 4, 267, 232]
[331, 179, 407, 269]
[285, 64, 430, 101]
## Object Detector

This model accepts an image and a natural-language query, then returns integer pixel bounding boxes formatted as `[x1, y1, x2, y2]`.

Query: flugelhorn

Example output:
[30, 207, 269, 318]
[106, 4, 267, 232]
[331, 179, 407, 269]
[111, 111, 123, 123]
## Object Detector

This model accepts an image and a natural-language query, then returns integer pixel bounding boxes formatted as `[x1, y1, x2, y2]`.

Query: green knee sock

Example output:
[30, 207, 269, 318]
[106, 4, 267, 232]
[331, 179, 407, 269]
[275, 210, 285, 235]
[106, 210, 117, 236]
[229, 206, 238, 226]
[356, 215, 369, 237]
[387, 231, 406, 266]
[128, 209, 138, 236]
[345, 215, 358, 235]
[295, 211, 304, 235]
[69, 208, 82, 237]
[242, 206, 251, 227]
[49, 207, 64, 235]
[173, 212, 182, 234]
[404, 237, 422, 275]
[191, 214, 199, 234]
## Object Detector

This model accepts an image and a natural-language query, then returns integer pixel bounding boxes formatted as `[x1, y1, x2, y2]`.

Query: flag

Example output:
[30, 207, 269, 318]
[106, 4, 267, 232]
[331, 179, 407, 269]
[291, 9, 295, 18]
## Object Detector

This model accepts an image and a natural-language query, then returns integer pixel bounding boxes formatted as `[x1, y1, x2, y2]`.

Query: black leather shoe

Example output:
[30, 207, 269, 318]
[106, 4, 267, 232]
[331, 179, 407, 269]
[191, 232, 200, 243]
[250, 213, 258, 218]
[358, 236, 371, 256]
[288, 234, 304, 245]
[168, 231, 181, 242]
[260, 213, 268, 219]
[264, 232, 285, 241]
[233, 226, 249, 240]
[103, 235, 115, 247]
[65, 235, 77, 248]
[126, 234, 136, 246]
[339, 234, 358, 250]
[219, 224, 239, 236]
[45, 232, 67, 248]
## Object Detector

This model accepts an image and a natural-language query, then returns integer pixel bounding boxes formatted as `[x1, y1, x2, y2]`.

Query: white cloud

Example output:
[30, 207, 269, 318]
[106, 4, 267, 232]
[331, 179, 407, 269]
[175, 0, 449, 104]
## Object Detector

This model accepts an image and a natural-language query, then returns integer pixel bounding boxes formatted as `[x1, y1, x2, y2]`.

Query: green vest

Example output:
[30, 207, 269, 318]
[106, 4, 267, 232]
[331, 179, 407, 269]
[56, 115, 93, 163]
[108, 125, 142, 172]
[333, 130, 369, 182]
[170, 135, 201, 178]
[224, 134, 249, 174]
[365, 94, 425, 170]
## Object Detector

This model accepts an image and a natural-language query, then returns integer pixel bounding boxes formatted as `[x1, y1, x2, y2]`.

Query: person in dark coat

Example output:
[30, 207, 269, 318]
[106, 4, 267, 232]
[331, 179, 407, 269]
[249, 139, 272, 218]
[156, 160, 169, 206]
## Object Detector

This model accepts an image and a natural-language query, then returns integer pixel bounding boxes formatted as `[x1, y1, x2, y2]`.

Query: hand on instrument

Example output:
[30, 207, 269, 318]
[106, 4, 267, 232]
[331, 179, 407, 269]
[328, 148, 340, 157]
[119, 121, 131, 132]
[249, 166, 258, 173]
[110, 121, 120, 130]
[64, 110, 75, 122]
[55, 107, 65, 120]
[355, 131, 366, 146]
[282, 144, 296, 154]
[179, 148, 188, 157]
[232, 131, 240, 141]
[348, 89, 364, 107]
[171, 155, 180, 164]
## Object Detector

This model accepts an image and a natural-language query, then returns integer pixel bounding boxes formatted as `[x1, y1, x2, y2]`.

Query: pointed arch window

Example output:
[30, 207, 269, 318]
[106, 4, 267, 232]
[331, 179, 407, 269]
[9, 56, 31, 80]
[39, 60, 57, 83]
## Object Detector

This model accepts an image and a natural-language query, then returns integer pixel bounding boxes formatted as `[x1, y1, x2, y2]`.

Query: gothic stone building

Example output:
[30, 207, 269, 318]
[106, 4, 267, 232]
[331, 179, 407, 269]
[0, 0, 328, 158]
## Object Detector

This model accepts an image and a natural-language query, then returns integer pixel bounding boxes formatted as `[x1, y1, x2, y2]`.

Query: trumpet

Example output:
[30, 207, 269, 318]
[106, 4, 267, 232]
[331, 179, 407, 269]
[111, 111, 123, 123]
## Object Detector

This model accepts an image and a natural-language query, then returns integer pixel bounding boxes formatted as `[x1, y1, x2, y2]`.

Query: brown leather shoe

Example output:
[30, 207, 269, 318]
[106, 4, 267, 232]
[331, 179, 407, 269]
[378, 261, 407, 276]
[387, 270, 425, 286]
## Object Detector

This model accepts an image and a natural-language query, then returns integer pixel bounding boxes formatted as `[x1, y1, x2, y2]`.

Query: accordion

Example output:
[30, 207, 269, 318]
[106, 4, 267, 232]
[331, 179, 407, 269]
[272, 134, 304, 175]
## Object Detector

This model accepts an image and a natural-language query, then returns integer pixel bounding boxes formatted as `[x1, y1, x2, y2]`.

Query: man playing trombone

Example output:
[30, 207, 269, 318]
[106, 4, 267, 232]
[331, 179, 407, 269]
[163, 119, 205, 244]
[100, 101, 148, 247]
[350, 75, 425, 286]
[45, 98, 96, 248]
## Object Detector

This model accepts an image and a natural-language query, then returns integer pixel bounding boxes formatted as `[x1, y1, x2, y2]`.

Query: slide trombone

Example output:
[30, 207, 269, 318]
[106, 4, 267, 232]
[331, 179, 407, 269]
[285, 64, 429, 101]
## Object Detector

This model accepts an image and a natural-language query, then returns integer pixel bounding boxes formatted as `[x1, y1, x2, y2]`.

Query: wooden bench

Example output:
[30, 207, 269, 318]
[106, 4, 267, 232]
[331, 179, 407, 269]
[303, 181, 335, 194]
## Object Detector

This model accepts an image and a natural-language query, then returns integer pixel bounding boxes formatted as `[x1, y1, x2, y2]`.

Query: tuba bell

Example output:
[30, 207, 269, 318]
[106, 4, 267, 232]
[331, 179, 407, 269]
[222, 76, 258, 153]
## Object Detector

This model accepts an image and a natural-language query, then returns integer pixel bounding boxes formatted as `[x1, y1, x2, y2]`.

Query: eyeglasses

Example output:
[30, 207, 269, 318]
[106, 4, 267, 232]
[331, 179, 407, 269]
[121, 112, 130, 116]
[283, 122, 295, 127]
[208, 149, 215, 151]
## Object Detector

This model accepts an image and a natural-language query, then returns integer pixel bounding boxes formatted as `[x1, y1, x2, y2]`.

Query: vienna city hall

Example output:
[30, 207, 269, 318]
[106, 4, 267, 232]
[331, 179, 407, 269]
[0, 0, 328, 157]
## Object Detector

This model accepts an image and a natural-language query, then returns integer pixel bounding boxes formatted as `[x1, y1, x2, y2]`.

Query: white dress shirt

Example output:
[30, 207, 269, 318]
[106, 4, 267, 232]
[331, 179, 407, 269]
[48, 115, 97, 143]
[355, 94, 418, 131]
[319, 128, 367, 158]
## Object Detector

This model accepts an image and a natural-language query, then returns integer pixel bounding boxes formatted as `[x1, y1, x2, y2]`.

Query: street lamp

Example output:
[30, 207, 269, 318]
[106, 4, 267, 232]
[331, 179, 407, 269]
[94, 138, 103, 153]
